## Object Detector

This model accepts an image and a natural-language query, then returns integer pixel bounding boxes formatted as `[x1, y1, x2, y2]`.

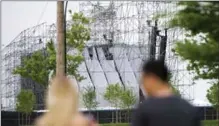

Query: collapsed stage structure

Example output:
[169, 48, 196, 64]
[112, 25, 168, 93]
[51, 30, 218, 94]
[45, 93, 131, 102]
[1, 1, 194, 111]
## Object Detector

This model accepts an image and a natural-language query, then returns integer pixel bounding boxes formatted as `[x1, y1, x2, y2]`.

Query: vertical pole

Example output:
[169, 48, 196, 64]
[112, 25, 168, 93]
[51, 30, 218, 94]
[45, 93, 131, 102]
[149, 20, 158, 61]
[217, 82, 219, 124]
[56, 1, 65, 76]
[0, 1, 1, 123]
[0, 33, 1, 126]
[64, 1, 68, 74]
[140, 20, 158, 103]
[159, 29, 167, 64]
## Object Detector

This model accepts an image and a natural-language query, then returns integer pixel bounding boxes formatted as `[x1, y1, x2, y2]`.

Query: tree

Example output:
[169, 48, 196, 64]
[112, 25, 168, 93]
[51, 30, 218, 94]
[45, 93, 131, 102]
[206, 82, 219, 119]
[168, 2, 219, 109]
[16, 89, 36, 114]
[13, 12, 90, 87]
[104, 83, 123, 108]
[16, 89, 36, 125]
[104, 83, 123, 123]
[82, 86, 98, 112]
[120, 88, 137, 122]
[13, 40, 55, 87]
[207, 82, 219, 109]
[120, 88, 137, 110]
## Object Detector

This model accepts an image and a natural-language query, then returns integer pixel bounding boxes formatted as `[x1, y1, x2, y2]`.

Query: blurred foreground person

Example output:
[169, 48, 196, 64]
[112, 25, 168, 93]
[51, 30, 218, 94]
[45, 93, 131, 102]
[35, 76, 98, 126]
[131, 60, 200, 126]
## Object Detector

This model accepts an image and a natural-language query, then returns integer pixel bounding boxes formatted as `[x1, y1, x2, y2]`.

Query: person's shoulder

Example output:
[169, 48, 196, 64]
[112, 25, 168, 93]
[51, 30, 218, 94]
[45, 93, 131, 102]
[174, 96, 199, 112]
[137, 98, 155, 110]
[176, 96, 194, 107]
[139, 98, 153, 106]
[133, 100, 152, 117]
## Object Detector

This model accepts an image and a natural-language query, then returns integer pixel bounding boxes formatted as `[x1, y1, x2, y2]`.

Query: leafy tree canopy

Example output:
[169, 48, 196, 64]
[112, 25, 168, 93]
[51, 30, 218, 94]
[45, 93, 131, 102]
[16, 89, 36, 114]
[82, 86, 99, 110]
[104, 83, 137, 109]
[13, 41, 54, 86]
[120, 88, 137, 109]
[104, 83, 123, 108]
[171, 1, 219, 80]
[206, 82, 219, 109]
[104, 84, 137, 123]
[169, 1, 219, 107]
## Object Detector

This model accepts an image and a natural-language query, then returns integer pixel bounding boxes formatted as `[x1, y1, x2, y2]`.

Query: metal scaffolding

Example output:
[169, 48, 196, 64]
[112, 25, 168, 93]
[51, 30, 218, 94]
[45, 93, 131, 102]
[1, 1, 195, 111]
[1, 23, 56, 110]
[79, 1, 195, 101]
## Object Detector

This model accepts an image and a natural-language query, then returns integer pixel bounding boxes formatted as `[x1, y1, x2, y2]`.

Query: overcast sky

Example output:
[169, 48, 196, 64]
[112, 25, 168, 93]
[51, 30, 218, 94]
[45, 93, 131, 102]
[2, 1, 79, 46]
[1, 1, 212, 105]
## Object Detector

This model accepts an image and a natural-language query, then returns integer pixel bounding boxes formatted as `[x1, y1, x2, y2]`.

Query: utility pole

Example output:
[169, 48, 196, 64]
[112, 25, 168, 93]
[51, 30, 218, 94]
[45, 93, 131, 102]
[56, 1, 65, 76]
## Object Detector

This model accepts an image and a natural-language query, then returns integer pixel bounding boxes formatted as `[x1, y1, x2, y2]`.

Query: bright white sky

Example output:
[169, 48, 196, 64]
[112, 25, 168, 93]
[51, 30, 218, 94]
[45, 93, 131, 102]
[1, 1, 212, 105]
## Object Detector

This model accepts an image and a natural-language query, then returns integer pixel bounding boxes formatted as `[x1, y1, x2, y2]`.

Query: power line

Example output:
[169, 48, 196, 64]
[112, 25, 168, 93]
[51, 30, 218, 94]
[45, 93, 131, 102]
[36, 2, 49, 25]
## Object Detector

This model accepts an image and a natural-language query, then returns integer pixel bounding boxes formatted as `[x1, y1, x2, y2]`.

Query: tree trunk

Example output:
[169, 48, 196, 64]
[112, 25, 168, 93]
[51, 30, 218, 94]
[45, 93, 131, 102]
[25, 113, 27, 126]
[29, 114, 31, 126]
[112, 111, 114, 123]
[56, 1, 65, 77]
[127, 109, 130, 122]
[97, 111, 99, 123]
[217, 109, 219, 121]
[119, 110, 121, 123]
[116, 110, 118, 123]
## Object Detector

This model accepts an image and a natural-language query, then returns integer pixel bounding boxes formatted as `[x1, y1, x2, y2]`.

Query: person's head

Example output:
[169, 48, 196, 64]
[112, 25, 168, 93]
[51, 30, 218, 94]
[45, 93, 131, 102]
[141, 60, 170, 96]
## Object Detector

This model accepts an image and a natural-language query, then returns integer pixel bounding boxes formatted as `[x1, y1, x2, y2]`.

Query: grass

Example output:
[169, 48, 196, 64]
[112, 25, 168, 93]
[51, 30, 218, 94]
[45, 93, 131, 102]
[101, 120, 219, 126]
[202, 120, 219, 126]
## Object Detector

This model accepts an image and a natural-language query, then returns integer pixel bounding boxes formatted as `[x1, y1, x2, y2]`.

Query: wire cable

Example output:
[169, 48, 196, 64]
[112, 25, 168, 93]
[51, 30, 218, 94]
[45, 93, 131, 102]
[36, 1, 49, 25]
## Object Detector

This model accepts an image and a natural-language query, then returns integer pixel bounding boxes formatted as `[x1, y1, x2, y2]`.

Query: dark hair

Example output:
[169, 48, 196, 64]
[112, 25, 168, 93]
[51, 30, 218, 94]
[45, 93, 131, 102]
[142, 60, 170, 82]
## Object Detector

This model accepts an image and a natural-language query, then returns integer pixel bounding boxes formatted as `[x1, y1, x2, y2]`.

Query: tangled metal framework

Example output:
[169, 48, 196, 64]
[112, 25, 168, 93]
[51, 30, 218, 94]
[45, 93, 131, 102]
[1, 1, 194, 111]
[1, 23, 56, 110]
[79, 1, 194, 102]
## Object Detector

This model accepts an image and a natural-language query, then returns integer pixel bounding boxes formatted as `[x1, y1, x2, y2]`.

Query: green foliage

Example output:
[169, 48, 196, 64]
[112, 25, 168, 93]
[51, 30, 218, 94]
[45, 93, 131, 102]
[104, 84, 137, 123]
[16, 89, 36, 114]
[104, 83, 124, 123]
[67, 12, 91, 52]
[120, 88, 137, 109]
[169, 2, 219, 108]
[202, 120, 219, 126]
[206, 82, 219, 109]
[171, 85, 181, 96]
[104, 84, 137, 109]
[66, 12, 91, 82]
[170, 2, 219, 40]
[119, 88, 137, 122]
[174, 39, 219, 80]
[13, 40, 55, 86]
[104, 83, 123, 108]
[82, 86, 99, 110]
[13, 12, 90, 87]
